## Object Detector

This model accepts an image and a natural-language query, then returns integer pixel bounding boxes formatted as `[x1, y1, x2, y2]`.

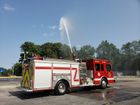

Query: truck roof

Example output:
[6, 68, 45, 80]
[34, 58, 79, 64]
[83, 59, 111, 63]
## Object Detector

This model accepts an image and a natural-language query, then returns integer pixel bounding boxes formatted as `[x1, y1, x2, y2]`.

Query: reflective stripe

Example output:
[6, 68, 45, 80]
[22, 69, 30, 88]
[22, 66, 31, 89]
[107, 78, 115, 80]
[35, 66, 78, 70]
[94, 77, 115, 81]
[94, 78, 101, 81]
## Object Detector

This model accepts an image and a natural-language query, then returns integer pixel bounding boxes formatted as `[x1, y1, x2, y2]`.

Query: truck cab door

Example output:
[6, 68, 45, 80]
[93, 63, 101, 84]
[105, 63, 115, 83]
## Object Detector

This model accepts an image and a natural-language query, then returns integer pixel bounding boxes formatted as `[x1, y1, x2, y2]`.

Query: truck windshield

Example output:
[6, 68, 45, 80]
[106, 64, 112, 71]
[95, 64, 100, 71]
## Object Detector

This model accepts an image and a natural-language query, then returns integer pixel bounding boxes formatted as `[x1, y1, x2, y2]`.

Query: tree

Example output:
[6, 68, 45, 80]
[13, 63, 22, 76]
[121, 40, 140, 55]
[52, 43, 63, 58]
[60, 44, 73, 59]
[40, 42, 57, 58]
[20, 41, 73, 61]
[72, 46, 79, 59]
[96, 40, 119, 59]
[96, 40, 120, 71]
[78, 45, 95, 60]
[121, 43, 134, 71]
[20, 42, 40, 62]
[120, 40, 140, 74]
[131, 54, 140, 71]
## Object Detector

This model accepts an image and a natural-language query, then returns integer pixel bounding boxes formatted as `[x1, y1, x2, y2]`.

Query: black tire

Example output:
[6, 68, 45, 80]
[55, 81, 67, 95]
[100, 78, 107, 89]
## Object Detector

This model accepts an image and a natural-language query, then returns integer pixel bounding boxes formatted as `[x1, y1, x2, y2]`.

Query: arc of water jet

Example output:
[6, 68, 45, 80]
[61, 18, 73, 53]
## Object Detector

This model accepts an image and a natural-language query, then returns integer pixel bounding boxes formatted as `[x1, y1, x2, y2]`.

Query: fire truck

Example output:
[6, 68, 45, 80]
[21, 57, 115, 95]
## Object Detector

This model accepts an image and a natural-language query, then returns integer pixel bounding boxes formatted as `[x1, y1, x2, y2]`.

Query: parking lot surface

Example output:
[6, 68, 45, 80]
[0, 78, 140, 105]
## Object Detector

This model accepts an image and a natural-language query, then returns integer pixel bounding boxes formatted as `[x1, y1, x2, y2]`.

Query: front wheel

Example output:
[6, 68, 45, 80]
[100, 79, 107, 89]
[55, 81, 67, 95]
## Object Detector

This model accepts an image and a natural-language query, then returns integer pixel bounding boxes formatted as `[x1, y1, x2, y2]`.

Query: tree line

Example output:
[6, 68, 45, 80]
[13, 40, 140, 76]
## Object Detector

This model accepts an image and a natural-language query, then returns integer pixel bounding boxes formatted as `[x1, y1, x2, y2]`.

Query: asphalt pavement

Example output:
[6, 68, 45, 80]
[0, 77, 140, 105]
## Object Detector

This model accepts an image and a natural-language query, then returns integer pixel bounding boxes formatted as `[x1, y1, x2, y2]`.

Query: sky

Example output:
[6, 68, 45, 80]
[0, 0, 140, 68]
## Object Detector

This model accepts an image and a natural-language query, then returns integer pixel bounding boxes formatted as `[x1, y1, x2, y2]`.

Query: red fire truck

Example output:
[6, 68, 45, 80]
[21, 58, 115, 95]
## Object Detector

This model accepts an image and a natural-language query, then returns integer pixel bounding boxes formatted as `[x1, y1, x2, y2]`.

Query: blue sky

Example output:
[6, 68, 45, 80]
[0, 0, 140, 68]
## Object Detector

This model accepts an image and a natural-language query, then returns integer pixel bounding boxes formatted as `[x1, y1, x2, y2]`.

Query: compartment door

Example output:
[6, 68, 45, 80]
[34, 62, 52, 90]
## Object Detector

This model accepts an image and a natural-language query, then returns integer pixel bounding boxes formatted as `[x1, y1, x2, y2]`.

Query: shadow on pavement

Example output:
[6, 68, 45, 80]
[9, 90, 50, 100]
[8, 86, 106, 100]
[9, 86, 140, 103]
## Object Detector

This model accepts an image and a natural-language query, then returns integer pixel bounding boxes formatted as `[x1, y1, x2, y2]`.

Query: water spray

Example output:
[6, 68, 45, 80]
[60, 17, 73, 54]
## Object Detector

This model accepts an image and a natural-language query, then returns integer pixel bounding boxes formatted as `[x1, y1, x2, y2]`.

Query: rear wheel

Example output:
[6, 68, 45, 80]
[101, 79, 107, 89]
[55, 81, 67, 95]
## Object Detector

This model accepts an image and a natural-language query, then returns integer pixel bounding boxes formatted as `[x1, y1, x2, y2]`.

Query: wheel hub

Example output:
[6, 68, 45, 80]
[58, 83, 66, 93]
[102, 80, 107, 87]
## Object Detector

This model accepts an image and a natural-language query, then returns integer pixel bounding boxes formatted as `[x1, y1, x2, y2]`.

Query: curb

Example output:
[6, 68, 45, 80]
[0, 85, 20, 89]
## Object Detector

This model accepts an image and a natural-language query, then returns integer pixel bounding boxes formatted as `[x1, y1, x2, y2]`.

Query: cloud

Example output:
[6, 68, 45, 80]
[48, 25, 57, 30]
[42, 33, 48, 37]
[3, 4, 15, 12]
[42, 31, 56, 37]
